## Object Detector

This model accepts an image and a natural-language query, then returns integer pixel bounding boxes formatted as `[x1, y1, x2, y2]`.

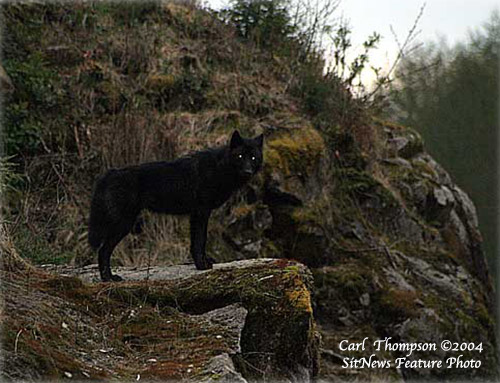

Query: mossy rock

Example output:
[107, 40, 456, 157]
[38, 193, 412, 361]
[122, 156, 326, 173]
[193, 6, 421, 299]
[2, 257, 319, 382]
[313, 263, 374, 323]
[264, 127, 325, 178]
[381, 120, 425, 160]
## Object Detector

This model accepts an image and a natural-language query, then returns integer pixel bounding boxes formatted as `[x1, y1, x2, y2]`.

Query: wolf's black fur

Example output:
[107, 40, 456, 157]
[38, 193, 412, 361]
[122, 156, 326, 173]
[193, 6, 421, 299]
[88, 131, 263, 282]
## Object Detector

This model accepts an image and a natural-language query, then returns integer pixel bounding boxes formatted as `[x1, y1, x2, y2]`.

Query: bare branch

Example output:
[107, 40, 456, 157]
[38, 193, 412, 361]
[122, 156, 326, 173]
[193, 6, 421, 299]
[368, 2, 426, 98]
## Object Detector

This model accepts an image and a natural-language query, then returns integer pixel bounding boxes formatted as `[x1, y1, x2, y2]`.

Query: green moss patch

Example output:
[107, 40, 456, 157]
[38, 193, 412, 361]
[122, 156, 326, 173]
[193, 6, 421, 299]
[265, 127, 325, 177]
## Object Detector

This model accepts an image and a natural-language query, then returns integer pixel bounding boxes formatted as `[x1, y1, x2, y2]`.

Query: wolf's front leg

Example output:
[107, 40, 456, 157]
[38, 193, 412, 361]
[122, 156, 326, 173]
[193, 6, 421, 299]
[190, 210, 215, 270]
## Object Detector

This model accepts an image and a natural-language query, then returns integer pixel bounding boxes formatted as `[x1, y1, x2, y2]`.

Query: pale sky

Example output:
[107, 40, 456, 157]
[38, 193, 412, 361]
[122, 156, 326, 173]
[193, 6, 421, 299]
[337, 0, 499, 86]
[203, 0, 499, 87]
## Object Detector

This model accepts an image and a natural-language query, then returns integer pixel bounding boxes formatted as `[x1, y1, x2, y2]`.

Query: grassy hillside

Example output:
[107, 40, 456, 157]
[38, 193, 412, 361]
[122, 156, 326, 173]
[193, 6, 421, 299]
[2, 1, 360, 268]
[2, 1, 497, 381]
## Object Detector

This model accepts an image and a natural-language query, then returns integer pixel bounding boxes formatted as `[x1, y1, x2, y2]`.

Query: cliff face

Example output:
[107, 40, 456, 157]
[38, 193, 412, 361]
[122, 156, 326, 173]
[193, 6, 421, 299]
[225, 119, 497, 381]
[2, 2, 497, 382]
[301, 124, 496, 381]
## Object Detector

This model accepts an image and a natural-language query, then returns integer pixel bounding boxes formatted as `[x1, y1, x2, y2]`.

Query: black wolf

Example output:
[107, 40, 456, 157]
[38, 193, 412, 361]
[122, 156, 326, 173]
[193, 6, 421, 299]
[88, 131, 263, 282]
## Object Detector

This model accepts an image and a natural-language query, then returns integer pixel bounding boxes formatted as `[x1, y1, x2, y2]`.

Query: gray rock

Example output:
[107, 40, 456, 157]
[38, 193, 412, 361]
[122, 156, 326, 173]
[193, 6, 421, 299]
[426, 185, 455, 224]
[388, 136, 410, 154]
[359, 293, 370, 307]
[394, 309, 447, 378]
[197, 353, 247, 383]
[196, 304, 247, 354]
[433, 186, 454, 207]
[387, 129, 423, 159]
[417, 153, 453, 185]
[383, 267, 416, 292]
[395, 252, 473, 302]
[449, 210, 470, 248]
[41, 258, 280, 283]
[451, 185, 479, 228]
[382, 157, 412, 168]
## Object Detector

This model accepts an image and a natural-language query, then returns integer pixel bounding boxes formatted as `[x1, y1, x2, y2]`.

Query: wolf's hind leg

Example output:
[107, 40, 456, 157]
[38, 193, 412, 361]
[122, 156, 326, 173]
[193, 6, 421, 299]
[98, 218, 135, 282]
[99, 235, 124, 282]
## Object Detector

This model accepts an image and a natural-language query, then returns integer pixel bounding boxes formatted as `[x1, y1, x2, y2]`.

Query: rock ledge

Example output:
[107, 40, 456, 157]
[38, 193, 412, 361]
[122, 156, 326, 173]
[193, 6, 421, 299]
[2, 250, 319, 382]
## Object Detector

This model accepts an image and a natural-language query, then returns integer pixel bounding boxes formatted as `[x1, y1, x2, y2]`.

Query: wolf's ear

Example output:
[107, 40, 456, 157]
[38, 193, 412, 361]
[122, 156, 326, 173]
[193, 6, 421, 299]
[230, 130, 244, 149]
[255, 134, 264, 148]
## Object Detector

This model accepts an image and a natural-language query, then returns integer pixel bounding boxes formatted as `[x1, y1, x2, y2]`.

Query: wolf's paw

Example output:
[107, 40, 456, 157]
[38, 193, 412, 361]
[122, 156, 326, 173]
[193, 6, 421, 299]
[194, 256, 214, 270]
[111, 274, 124, 282]
[196, 262, 213, 270]
[101, 273, 124, 282]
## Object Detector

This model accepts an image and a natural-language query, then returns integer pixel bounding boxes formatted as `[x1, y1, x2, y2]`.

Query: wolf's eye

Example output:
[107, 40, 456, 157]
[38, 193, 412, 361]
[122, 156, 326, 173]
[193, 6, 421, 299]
[238, 154, 243, 159]
[251, 156, 256, 161]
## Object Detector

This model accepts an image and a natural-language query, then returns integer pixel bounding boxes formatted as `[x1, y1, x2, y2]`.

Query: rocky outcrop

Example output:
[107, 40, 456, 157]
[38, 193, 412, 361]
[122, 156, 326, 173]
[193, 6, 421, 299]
[2, 86, 496, 383]
[1, 244, 319, 382]
[216, 122, 497, 381]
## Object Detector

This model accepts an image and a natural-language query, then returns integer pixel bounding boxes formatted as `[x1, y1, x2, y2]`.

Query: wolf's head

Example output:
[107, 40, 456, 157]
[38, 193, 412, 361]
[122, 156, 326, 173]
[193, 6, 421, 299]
[228, 130, 263, 181]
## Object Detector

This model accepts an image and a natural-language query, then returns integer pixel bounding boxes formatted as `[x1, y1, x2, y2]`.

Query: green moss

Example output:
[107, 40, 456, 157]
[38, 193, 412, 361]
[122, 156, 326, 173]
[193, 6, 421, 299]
[314, 264, 372, 299]
[373, 289, 419, 326]
[264, 127, 325, 177]
[475, 303, 495, 329]
[291, 206, 321, 231]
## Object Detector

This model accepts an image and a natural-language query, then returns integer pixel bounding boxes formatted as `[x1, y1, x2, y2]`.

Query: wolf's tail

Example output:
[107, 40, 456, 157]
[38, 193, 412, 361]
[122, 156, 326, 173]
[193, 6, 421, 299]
[88, 176, 108, 250]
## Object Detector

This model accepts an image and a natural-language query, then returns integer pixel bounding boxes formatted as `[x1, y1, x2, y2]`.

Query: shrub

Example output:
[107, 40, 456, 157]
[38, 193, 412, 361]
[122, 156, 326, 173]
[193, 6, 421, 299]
[220, 0, 297, 49]
[3, 52, 60, 156]
[219, 0, 373, 134]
